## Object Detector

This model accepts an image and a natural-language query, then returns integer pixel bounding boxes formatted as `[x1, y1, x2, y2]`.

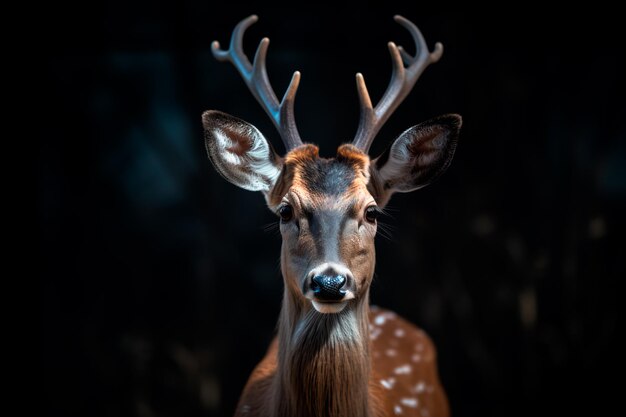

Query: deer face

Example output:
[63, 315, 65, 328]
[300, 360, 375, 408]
[204, 15, 461, 313]
[270, 143, 377, 314]
[203, 111, 461, 314]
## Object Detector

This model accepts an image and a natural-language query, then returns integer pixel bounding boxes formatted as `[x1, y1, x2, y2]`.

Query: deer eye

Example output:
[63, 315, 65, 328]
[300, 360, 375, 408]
[364, 206, 381, 223]
[278, 204, 293, 222]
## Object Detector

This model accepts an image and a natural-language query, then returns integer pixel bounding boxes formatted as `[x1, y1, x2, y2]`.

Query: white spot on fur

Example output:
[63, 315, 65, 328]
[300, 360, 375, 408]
[381, 377, 396, 390]
[401, 398, 419, 408]
[385, 349, 397, 357]
[394, 405, 403, 414]
[374, 312, 395, 326]
[394, 364, 412, 375]
[411, 354, 422, 363]
[370, 327, 382, 340]
[241, 404, 251, 413]
[395, 328, 405, 337]
[414, 382, 426, 393]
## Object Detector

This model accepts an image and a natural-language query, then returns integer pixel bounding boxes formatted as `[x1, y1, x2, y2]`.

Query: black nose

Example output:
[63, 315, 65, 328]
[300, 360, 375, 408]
[310, 275, 347, 301]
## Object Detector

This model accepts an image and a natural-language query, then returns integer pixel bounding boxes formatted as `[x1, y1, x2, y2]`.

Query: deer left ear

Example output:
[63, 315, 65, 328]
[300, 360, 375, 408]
[369, 114, 462, 207]
[202, 110, 283, 193]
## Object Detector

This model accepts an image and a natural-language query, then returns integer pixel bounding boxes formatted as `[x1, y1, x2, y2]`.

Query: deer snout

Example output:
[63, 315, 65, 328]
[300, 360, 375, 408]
[311, 275, 346, 301]
[305, 263, 355, 312]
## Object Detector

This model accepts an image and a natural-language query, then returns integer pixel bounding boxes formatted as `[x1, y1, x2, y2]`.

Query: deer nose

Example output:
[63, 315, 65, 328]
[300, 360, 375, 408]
[310, 275, 347, 301]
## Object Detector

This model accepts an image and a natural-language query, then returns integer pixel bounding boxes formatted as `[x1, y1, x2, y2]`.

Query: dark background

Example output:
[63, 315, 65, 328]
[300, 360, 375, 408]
[41, 2, 625, 416]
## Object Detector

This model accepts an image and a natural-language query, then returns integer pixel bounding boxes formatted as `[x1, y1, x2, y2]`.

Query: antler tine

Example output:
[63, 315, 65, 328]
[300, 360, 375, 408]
[353, 15, 444, 153]
[211, 15, 303, 151]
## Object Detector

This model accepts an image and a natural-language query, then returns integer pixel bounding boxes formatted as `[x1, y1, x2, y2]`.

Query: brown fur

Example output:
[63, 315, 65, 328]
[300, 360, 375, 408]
[233, 145, 449, 417]
[204, 18, 460, 414]
[234, 305, 448, 417]
[203, 16, 461, 415]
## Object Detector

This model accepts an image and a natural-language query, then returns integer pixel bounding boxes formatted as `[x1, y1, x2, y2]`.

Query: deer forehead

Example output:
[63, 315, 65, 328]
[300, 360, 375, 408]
[270, 144, 373, 209]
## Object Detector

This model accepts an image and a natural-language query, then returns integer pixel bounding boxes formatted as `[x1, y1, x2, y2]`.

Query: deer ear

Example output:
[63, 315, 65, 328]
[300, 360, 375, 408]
[369, 114, 462, 207]
[203, 110, 283, 193]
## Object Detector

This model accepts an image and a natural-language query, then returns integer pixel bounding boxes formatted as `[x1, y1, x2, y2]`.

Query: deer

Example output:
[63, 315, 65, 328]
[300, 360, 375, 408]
[203, 15, 461, 417]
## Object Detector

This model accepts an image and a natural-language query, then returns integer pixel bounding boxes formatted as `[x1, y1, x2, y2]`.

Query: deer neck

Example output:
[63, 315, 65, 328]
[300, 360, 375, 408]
[273, 289, 374, 417]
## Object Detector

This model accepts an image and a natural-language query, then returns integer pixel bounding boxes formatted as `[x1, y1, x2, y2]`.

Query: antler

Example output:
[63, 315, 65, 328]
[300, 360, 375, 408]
[211, 15, 303, 152]
[353, 15, 444, 153]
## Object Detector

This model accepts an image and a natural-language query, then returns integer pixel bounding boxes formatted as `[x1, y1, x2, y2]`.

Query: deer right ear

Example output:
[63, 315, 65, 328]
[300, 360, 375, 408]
[368, 114, 462, 207]
[203, 110, 283, 193]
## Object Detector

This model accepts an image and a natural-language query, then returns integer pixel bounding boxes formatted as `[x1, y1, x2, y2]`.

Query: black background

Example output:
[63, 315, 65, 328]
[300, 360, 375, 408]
[42, 2, 625, 416]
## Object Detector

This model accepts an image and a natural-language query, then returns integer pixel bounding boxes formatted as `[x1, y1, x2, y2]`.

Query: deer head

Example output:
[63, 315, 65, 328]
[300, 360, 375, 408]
[203, 15, 461, 315]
